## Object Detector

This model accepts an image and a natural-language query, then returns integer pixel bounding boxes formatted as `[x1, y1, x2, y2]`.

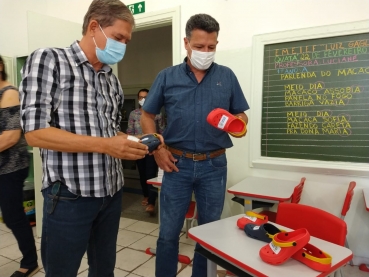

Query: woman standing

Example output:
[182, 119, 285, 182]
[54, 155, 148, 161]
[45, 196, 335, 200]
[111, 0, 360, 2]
[0, 55, 38, 277]
[127, 89, 165, 214]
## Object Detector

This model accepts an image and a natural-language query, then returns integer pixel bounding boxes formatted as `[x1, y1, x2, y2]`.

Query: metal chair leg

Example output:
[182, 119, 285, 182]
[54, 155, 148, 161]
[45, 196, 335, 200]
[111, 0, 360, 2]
[186, 219, 190, 238]
[344, 238, 353, 266]
[332, 267, 344, 277]
[191, 218, 197, 228]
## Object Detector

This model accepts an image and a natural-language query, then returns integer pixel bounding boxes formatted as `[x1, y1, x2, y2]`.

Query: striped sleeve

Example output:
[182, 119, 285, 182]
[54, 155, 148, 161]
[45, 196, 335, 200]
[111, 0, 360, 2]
[19, 48, 59, 133]
[114, 75, 123, 133]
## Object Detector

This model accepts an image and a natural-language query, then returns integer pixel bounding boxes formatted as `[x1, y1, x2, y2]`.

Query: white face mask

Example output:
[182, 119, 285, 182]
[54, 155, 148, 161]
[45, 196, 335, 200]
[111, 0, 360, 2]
[138, 98, 145, 106]
[188, 44, 215, 70]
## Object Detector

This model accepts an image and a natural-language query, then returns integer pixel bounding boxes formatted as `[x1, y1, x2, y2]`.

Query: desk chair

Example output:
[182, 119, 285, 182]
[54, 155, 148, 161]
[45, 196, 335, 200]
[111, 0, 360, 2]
[259, 177, 306, 222]
[276, 202, 347, 277]
[185, 201, 197, 238]
[340, 181, 356, 266]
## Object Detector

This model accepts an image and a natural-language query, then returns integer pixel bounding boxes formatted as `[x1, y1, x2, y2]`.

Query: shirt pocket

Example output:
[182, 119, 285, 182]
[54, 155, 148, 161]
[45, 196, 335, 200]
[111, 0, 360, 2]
[57, 79, 97, 133]
[208, 83, 232, 136]
[210, 82, 232, 110]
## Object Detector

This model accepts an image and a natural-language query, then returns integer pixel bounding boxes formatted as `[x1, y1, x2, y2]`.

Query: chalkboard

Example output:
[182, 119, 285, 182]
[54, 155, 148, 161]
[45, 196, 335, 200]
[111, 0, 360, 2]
[261, 33, 369, 163]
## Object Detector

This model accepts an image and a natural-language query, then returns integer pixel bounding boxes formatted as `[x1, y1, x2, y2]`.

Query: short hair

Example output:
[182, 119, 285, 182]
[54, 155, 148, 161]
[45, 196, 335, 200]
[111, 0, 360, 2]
[137, 88, 149, 97]
[185, 14, 220, 39]
[0, 55, 8, 81]
[82, 0, 135, 35]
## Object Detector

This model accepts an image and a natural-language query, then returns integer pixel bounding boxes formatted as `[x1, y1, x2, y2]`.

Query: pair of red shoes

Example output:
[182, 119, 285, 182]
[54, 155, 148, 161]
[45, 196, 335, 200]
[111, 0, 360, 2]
[260, 229, 332, 272]
[236, 212, 332, 272]
[207, 108, 247, 137]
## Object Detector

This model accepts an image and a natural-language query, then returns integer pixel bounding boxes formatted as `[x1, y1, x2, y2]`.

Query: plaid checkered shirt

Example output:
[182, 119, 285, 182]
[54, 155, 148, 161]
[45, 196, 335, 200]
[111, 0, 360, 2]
[19, 41, 125, 197]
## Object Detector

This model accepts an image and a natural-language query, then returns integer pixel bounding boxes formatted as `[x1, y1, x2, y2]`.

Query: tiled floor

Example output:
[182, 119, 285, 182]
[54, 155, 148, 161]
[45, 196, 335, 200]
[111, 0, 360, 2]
[0, 218, 367, 277]
[0, 217, 200, 277]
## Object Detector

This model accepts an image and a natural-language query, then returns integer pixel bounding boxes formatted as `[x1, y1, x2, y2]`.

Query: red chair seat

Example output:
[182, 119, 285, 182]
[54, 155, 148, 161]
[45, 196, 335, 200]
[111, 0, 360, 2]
[186, 201, 196, 219]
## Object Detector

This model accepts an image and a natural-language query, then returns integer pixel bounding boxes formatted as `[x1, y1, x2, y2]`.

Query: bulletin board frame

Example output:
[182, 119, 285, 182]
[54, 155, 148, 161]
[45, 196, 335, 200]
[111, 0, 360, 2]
[249, 20, 369, 177]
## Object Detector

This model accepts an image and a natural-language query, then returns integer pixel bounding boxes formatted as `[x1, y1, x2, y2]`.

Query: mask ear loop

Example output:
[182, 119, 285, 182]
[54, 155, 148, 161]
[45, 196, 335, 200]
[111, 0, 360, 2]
[93, 24, 108, 50]
[186, 39, 194, 62]
[98, 25, 108, 39]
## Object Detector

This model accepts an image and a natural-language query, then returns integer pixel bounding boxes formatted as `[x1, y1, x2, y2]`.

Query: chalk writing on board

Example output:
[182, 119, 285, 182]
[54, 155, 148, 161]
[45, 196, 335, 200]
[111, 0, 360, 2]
[261, 34, 369, 163]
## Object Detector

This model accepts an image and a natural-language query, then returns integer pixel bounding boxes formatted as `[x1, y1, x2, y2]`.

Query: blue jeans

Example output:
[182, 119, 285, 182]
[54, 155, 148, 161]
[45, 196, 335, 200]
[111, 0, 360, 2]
[0, 167, 38, 270]
[155, 153, 227, 277]
[41, 182, 122, 277]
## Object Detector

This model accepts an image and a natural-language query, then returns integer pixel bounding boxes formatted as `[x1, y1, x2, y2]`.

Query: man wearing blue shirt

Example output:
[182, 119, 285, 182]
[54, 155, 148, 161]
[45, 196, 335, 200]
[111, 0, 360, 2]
[141, 13, 249, 277]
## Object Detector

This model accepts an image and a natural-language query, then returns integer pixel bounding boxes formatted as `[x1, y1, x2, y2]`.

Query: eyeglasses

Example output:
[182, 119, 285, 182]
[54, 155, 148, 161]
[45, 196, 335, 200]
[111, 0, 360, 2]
[138, 96, 146, 100]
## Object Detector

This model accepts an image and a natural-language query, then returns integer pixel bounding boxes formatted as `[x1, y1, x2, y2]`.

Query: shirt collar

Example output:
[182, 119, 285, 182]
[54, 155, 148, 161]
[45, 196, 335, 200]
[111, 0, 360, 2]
[70, 41, 112, 73]
[70, 41, 88, 66]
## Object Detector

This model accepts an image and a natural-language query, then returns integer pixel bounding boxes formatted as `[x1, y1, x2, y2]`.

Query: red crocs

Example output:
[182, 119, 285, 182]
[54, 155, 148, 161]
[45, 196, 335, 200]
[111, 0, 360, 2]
[236, 211, 268, 229]
[359, 264, 369, 272]
[206, 108, 247, 137]
[259, 228, 310, 265]
[292, 243, 332, 272]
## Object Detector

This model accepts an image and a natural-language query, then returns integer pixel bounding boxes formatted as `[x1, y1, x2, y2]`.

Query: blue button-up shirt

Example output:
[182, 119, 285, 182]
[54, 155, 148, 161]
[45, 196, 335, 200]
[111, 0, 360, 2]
[143, 59, 249, 152]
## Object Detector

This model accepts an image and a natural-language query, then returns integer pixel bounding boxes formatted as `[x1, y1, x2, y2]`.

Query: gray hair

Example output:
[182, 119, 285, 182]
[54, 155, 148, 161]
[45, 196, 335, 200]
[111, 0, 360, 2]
[82, 0, 135, 35]
[185, 14, 220, 39]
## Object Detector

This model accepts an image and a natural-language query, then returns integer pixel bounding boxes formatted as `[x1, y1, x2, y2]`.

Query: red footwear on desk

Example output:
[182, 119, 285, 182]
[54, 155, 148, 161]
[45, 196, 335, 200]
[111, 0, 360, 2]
[237, 211, 268, 229]
[259, 228, 310, 265]
[292, 243, 332, 272]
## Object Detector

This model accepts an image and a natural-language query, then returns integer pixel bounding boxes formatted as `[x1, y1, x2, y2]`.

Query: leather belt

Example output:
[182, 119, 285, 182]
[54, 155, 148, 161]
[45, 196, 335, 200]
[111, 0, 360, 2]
[165, 146, 225, 161]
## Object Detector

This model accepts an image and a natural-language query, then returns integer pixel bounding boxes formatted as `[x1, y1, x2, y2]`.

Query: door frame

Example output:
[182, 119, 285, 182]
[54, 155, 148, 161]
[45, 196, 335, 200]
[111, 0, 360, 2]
[134, 6, 181, 66]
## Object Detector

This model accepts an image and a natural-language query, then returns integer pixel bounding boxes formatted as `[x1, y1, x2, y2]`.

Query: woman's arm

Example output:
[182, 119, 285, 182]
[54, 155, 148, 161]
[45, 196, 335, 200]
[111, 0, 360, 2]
[126, 110, 136, 135]
[0, 89, 22, 152]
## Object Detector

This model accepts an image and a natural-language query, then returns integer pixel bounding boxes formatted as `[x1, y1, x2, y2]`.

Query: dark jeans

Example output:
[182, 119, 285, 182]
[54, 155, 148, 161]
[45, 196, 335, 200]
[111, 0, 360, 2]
[0, 167, 38, 270]
[155, 153, 227, 277]
[41, 182, 123, 277]
[136, 155, 158, 205]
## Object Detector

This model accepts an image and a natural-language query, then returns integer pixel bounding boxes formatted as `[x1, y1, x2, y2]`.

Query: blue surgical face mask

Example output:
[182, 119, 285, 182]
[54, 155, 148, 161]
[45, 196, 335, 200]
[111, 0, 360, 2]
[93, 25, 126, 65]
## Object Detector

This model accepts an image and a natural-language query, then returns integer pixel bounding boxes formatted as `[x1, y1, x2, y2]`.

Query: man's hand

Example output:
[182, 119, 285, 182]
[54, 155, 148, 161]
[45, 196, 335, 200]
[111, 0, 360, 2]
[153, 147, 179, 172]
[151, 133, 165, 151]
[138, 133, 165, 153]
[105, 135, 148, 160]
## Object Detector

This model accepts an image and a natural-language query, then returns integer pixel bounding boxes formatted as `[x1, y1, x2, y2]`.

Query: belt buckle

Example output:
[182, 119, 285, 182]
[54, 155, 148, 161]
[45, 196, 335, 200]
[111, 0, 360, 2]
[192, 153, 203, 161]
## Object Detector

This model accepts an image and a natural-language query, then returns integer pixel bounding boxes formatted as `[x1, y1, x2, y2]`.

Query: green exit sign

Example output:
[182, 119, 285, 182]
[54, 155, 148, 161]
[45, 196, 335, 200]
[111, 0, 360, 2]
[127, 1, 145, 15]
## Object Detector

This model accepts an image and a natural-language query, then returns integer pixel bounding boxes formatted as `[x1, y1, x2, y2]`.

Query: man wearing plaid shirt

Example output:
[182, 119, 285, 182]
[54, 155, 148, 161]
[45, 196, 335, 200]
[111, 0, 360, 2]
[19, 1, 150, 276]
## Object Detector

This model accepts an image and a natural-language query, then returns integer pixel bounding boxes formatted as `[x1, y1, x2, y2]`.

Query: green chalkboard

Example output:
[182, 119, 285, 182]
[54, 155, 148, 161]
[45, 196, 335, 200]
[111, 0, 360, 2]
[261, 33, 369, 163]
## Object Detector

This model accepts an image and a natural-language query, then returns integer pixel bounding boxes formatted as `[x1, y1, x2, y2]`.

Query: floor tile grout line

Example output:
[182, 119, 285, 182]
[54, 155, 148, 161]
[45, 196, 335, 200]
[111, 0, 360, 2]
[120, 229, 159, 236]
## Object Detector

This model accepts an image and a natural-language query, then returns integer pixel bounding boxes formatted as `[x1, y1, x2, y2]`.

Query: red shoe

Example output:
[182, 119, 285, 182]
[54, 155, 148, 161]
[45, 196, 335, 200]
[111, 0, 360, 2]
[359, 264, 369, 272]
[292, 243, 332, 272]
[207, 108, 246, 137]
[237, 211, 268, 229]
[259, 228, 310, 265]
[244, 223, 285, 243]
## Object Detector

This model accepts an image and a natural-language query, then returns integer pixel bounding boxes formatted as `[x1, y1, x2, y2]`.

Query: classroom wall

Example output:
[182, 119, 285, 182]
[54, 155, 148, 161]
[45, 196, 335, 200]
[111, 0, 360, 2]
[0, 0, 368, 264]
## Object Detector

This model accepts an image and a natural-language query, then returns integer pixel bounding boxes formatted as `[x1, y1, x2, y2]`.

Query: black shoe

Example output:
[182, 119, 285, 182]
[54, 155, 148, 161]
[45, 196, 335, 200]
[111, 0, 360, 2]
[10, 265, 39, 277]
